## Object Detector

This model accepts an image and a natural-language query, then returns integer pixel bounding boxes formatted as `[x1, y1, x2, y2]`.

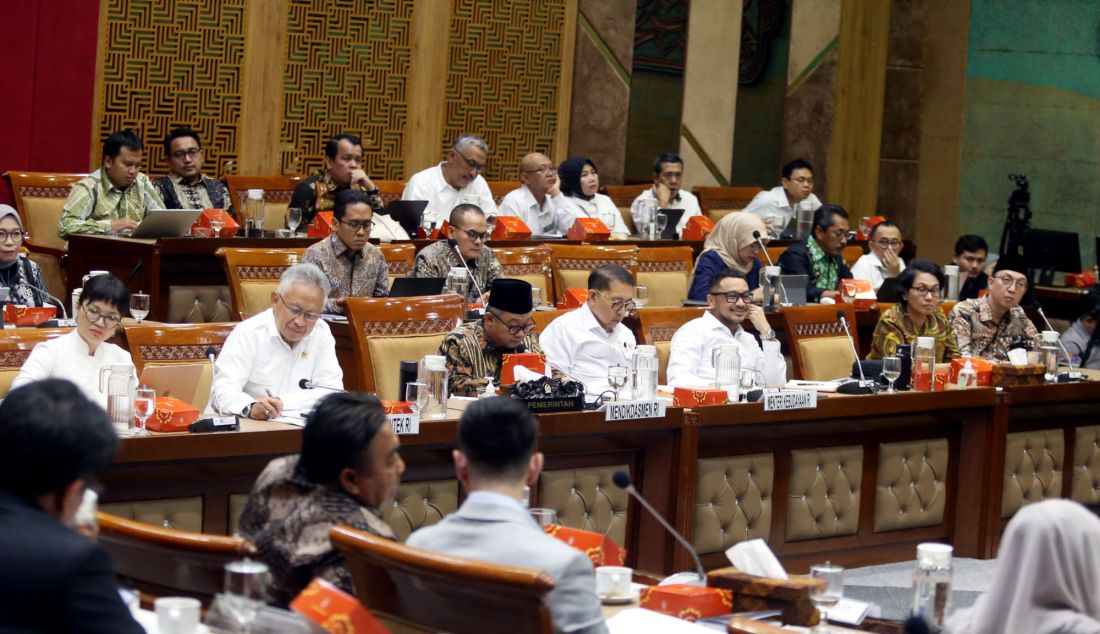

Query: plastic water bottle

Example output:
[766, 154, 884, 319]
[911, 543, 953, 631]
[419, 355, 449, 420]
[1040, 331, 1059, 382]
[943, 265, 960, 301]
[911, 337, 936, 392]
[632, 345, 658, 400]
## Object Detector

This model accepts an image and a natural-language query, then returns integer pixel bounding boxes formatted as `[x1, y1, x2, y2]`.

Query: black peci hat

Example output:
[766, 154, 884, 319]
[487, 278, 534, 314]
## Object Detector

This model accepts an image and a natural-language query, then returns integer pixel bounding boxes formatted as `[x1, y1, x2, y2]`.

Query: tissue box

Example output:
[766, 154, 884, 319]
[143, 396, 200, 433]
[559, 288, 589, 309]
[673, 386, 728, 408]
[2, 304, 57, 326]
[191, 208, 239, 238]
[380, 400, 413, 414]
[839, 279, 876, 310]
[681, 215, 715, 241]
[991, 362, 1045, 387]
[307, 211, 336, 238]
[290, 578, 389, 634]
[501, 352, 545, 386]
[948, 357, 992, 387]
[639, 585, 733, 622]
[707, 566, 823, 626]
[491, 216, 532, 240]
[567, 217, 611, 242]
[544, 525, 625, 567]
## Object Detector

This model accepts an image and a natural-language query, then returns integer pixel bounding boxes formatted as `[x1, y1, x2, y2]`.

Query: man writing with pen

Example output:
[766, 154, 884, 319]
[211, 263, 344, 420]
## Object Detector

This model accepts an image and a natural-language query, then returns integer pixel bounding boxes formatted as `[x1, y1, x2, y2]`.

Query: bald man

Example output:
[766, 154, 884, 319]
[498, 153, 575, 237]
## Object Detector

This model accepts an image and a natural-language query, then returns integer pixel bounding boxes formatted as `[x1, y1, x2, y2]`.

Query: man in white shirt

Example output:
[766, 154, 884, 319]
[212, 263, 343, 419]
[667, 270, 786, 388]
[498, 153, 574, 237]
[629, 153, 702, 238]
[850, 220, 905, 291]
[540, 265, 637, 399]
[402, 134, 498, 225]
[742, 158, 822, 236]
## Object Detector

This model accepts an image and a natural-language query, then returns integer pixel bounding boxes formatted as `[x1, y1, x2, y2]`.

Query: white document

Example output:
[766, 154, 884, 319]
[606, 608, 715, 633]
[271, 409, 307, 427]
[725, 539, 788, 579]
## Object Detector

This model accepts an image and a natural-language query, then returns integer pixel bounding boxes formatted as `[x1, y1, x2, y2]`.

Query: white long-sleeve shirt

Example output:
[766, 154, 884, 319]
[211, 309, 343, 415]
[849, 252, 905, 291]
[628, 188, 701, 237]
[561, 193, 630, 238]
[742, 186, 822, 234]
[401, 163, 498, 224]
[9, 329, 134, 408]
[498, 185, 574, 237]
[666, 311, 786, 388]
[539, 303, 636, 398]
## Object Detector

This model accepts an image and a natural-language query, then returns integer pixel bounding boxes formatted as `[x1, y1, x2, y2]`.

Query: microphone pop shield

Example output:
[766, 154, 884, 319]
[204, 345, 217, 358]
[612, 470, 632, 490]
[752, 230, 762, 240]
[298, 378, 311, 390]
[836, 310, 846, 321]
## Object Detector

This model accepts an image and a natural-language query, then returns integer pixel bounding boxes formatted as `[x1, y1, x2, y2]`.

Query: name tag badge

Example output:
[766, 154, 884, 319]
[388, 413, 420, 435]
[605, 399, 667, 422]
[762, 389, 817, 412]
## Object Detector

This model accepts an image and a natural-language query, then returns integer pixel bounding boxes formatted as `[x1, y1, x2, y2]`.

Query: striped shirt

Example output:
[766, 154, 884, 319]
[440, 320, 542, 396]
[58, 168, 164, 239]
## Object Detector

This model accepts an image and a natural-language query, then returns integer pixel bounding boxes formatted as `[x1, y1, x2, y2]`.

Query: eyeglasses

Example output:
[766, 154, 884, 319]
[824, 228, 848, 240]
[170, 148, 202, 160]
[491, 314, 537, 336]
[910, 285, 941, 297]
[275, 292, 321, 322]
[453, 148, 485, 173]
[523, 165, 557, 176]
[592, 290, 636, 312]
[339, 218, 374, 233]
[456, 227, 489, 243]
[81, 304, 121, 328]
[0, 230, 26, 243]
[874, 239, 902, 248]
[710, 291, 754, 305]
[993, 274, 1028, 290]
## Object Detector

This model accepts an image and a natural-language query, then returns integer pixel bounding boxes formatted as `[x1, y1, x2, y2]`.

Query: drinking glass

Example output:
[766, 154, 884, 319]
[633, 285, 650, 309]
[882, 356, 901, 393]
[286, 207, 303, 234]
[599, 209, 618, 232]
[531, 286, 544, 308]
[209, 217, 225, 237]
[223, 559, 268, 632]
[840, 281, 857, 304]
[767, 214, 784, 239]
[607, 365, 629, 401]
[132, 386, 155, 437]
[129, 292, 150, 323]
[655, 212, 669, 238]
[810, 562, 844, 632]
[420, 216, 437, 239]
[529, 507, 558, 527]
[405, 381, 429, 413]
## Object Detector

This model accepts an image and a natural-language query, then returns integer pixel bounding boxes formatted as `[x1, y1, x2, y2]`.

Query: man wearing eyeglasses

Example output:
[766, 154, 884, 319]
[667, 270, 785, 388]
[850, 220, 905, 291]
[212, 263, 343, 420]
[409, 203, 502, 305]
[743, 158, 822, 237]
[289, 133, 386, 227]
[777, 204, 852, 303]
[440, 278, 545, 396]
[303, 190, 389, 314]
[948, 254, 1040, 360]
[629, 153, 702, 238]
[402, 134, 498, 226]
[499, 153, 574, 237]
[540, 265, 638, 398]
[151, 127, 234, 215]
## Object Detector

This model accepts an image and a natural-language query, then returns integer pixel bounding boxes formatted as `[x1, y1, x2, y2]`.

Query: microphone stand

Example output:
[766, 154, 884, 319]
[837, 311, 875, 394]
[22, 279, 69, 320]
[451, 242, 485, 300]
[613, 471, 706, 585]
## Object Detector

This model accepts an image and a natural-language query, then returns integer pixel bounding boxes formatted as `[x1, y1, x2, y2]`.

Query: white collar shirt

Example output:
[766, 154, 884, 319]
[401, 163, 498, 224]
[212, 308, 343, 415]
[629, 188, 702, 237]
[850, 252, 906, 291]
[498, 184, 573, 237]
[10, 329, 134, 409]
[539, 303, 636, 398]
[666, 311, 786, 388]
[742, 186, 822, 233]
[562, 194, 630, 238]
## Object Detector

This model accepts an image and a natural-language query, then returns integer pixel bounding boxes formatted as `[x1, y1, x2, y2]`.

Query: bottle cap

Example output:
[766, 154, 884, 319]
[247, 189, 264, 199]
[1041, 330, 1059, 344]
[917, 542, 953, 567]
[422, 355, 446, 371]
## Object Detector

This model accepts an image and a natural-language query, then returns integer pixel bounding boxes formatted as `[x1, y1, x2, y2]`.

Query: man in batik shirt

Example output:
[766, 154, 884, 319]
[777, 204, 852, 303]
[949, 254, 1040, 361]
[303, 189, 389, 314]
[410, 203, 502, 305]
[289, 133, 385, 226]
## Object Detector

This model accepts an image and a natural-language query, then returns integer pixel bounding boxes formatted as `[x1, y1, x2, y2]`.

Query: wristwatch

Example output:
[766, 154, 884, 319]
[365, 188, 380, 197]
[761, 329, 777, 341]
[243, 403, 255, 418]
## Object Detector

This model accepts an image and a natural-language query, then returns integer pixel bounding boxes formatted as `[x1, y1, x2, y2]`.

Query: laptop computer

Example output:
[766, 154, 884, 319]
[778, 274, 809, 306]
[138, 364, 204, 407]
[130, 209, 204, 239]
[390, 277, 447, 297]
[656, 208, 685, 239]
[387, 200, 429, 238]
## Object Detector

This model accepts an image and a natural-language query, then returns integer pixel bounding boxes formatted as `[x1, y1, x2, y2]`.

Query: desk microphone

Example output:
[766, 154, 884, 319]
[612, 471, 706, 586]
[752, 230, 788, 305]
[1034, 301, 1083, 381]
[451, 241, 486, 300]
[299, 378, 347, 392]
[836, 310, 875, 394]
[204, 345, 220, 413]
[21, 278, 69, 319]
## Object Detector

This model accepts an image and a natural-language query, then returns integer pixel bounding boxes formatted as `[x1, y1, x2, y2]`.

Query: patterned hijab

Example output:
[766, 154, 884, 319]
[698, 212, 768, 273]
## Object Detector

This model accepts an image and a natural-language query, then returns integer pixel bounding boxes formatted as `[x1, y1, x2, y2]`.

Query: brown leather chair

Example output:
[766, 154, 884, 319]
[636, 246, 695, 308]
[636, 307, 706, 384]
[842, 244, 865, 269]
[372, 179, 406, 206]
[602, 184, 650, 234]
[222, 174, 307, 230]
[531, 308, 573, 335]
[97, 511, 255, 607]
[0, 327, 68, 395]
[486, 180, 521, 205]
[3, 171, 85, 300]
[125, 322, 237, 409]
[344, 294, 465, 400]
[216, 247, 307, 320]
[330, 524, 556, 634]
[692, 186, 764, 221]
[492, 245, 553, 307]
[781, 304, 859, 380]
[548, 244, 638, 304]
[377, 242, 417, 288]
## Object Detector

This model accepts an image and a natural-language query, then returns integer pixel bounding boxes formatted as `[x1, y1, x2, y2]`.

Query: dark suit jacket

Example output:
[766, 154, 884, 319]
[0, 491, 142, 633]
[777, 239, 853, 303]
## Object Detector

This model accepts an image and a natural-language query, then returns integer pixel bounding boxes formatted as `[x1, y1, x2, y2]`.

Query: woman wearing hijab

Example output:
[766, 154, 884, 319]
[944, 499, 1100, 634]
[0, 205, 48, 307]
[557, 156, 630, 239]
[687, 212, 768, 302]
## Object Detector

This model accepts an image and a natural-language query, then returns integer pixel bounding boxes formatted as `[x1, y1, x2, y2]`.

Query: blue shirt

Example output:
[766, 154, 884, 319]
[688, 251, 761, 301]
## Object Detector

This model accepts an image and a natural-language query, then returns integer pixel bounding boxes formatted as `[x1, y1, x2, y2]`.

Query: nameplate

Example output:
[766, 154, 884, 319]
[762, 390, 817, 412]
[605, 400, 666, 421]
[388, 413, 420, 435]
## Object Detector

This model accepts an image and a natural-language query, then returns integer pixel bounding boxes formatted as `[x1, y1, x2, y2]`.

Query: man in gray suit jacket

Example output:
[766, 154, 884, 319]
[406, 397, 608, 634]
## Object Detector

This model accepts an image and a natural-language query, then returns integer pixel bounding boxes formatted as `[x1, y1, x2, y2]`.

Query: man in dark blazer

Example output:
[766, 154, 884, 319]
[0, 379, 143, 633]
[778, 204, 853, 303]
[407, 397, 607, 634]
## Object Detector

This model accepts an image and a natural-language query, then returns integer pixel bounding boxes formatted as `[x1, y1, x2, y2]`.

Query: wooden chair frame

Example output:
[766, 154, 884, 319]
[547, 244, 639, 304]
[222, 174, 306, 210]
[1, 327, 68, 395]
[692, 186, 763, 215]
[372, 179, 407, 206]
[636, 246, 695, 307]
[377, 242, 417, 280]
[780, 304, 859, 380]
[492, 245, 554, 304]
[486, 180, 521, 205]
[216, 247, 306, 320]
[331, 525, 555, 634]
[636, 307, 706, 346]
[3, 171, 86, 298]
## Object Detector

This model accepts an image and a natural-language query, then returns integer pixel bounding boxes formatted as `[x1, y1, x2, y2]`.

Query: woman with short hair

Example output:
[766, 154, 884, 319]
[867, 258, 960, 361]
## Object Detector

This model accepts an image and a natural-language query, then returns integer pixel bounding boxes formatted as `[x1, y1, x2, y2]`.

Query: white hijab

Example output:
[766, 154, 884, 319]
[945, 499, 1100, 634]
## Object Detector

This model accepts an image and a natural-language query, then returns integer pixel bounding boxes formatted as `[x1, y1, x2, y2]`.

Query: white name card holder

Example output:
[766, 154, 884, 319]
[388, 413, 420, 435]
[762, 389, 818, 412]
[605, 399, 667, 422]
